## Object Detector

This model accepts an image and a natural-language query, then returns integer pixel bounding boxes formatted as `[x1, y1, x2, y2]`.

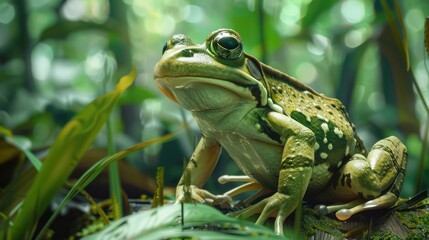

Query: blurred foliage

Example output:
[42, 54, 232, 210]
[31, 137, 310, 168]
[0, 0, 428, 239]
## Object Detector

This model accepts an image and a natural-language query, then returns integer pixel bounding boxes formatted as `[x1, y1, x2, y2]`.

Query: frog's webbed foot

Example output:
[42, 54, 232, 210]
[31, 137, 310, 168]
[176, 185, 232, 207]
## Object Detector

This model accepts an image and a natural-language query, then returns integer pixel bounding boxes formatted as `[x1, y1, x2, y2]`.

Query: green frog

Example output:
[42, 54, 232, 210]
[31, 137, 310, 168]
[154, 29, 407, 235]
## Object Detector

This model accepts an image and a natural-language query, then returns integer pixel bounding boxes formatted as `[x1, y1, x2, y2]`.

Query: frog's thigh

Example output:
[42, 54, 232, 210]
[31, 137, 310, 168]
[321, 136, 407, 219]
[333, 136, 407, 200]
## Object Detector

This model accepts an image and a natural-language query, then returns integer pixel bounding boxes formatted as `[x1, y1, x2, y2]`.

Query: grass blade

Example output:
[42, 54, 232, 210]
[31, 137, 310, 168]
[380, 0, 409, 70]
[425, 18, 429, 54]
[106, 116, 123, 219]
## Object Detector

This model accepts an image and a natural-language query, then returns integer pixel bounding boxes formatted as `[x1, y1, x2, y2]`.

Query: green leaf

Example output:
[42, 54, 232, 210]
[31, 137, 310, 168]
[380, 0, 410, 70]
[377, 26, 419, 135]
[10, 68, 136, 240]
[0, 126, 12, 138]
[39, 19, 125, 41]
[301, 0, 337, 28]
[82, 204, 285, 240]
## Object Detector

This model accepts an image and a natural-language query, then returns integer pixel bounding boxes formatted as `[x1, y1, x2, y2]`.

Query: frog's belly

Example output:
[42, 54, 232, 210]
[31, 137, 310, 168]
[218, 133, 283, 189]
[306, 163, 337, 194]
[218, 132, 338, 194]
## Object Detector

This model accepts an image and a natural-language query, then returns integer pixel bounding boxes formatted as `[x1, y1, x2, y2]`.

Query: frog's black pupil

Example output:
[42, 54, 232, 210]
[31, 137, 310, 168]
[218, 37, 239, 50]
[162, 42, 168, 54]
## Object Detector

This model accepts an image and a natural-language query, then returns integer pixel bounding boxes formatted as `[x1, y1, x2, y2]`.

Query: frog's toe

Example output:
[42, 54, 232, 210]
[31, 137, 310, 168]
[314, 199, 364, 216]
[363, 192, 397, 209]
[228, 198, 267, 218]
[176, 185, 233, 207]
[334, 193, 399, 220]
[314, 199, 372, 220]
[334, 195, 396, 220]
[211, 194, 234, 207]
[335, 209, 352, 220]
[256, 195, 285, 224]
[314, 193, 399, 220]
[176, 186, 204, 203]
[198, 191, 233, 207]
[273, 204, 290, 235]
[256, 193, 292, 235]
[230, 193, 295, 235]
[314, 204, 329, 215]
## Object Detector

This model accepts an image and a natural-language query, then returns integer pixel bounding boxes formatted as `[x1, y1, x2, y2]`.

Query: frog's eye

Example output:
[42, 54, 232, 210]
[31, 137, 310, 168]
[210, 31, 243, 60]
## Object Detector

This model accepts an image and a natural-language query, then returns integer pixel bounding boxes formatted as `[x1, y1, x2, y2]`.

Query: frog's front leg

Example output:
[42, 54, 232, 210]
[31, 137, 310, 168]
[176, 136, 232, 206]
[236, 111, 315, 235]
[315, 136, 407, 220]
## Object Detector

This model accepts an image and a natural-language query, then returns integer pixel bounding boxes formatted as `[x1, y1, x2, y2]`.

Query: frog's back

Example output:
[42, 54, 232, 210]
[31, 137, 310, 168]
[261, 63, 363, 166]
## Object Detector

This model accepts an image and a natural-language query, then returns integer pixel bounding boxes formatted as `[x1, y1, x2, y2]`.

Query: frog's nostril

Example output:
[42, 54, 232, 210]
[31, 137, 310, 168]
[181, 49, 194, 57]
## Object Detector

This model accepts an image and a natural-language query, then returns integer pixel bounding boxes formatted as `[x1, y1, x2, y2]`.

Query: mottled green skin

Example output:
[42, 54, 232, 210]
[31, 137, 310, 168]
[154, 29, 407, 235]
[264, 69, 367, 194]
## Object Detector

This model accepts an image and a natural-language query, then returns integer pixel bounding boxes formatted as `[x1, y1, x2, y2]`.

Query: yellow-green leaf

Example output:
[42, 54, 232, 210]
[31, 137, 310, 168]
[10, 68, 136, 240]
[0, 125, 12, 138]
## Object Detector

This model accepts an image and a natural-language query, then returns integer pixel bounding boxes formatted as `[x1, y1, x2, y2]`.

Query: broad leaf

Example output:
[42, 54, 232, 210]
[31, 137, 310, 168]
[82, 204, 285, 240]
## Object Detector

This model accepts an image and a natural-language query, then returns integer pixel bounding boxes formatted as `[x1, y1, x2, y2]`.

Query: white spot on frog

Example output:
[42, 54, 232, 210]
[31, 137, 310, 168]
[255, 123, 261, 130]
[320, 152, 328, 159]
[317, 115, 329, 122]
[334, 127, 343, 138]
[321, 122, 330, 145]
[321, 123, 329, 133]
[314, 142, 320, 150]
[328, 143, 333, 150]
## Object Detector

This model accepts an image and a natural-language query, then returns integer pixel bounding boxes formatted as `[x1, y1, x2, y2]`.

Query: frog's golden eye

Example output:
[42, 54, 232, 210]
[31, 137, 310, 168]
[210, 31, 243, 60]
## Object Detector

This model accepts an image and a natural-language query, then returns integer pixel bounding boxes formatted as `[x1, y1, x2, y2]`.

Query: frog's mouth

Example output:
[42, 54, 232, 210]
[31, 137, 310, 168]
[155, 76, 267, 111]
[155, 76, 260, 100]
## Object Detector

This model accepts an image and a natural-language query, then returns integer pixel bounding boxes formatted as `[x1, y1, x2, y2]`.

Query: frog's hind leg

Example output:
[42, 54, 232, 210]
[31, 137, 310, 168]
[315, 136, 407, 220]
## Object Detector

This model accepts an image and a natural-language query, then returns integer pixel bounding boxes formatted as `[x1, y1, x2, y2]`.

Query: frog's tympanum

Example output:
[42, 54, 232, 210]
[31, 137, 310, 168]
[154, 29, 407, 235]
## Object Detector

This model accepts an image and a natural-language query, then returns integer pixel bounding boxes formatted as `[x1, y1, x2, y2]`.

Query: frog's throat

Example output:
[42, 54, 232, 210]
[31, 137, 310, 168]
[155, 76, 268, 107]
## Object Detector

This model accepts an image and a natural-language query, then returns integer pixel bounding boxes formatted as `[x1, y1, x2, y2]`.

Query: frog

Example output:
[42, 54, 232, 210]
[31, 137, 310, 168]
[153, 29, 408, 235]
